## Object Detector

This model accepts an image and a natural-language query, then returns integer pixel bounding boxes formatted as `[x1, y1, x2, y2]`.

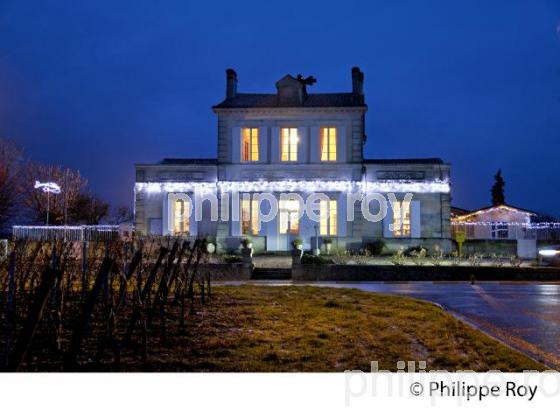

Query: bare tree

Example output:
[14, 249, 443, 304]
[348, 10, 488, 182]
[22, 163, 88, 225]
[70, 192, 110, 225]
[111, 205, 133, 224]
[0, 139, 23, 231]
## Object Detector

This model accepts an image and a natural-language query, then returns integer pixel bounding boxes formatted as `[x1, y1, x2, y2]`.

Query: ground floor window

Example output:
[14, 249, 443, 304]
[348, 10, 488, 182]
[241, 195, 260, 235]
[491, 223, 509, 239]
[279, 199, 300, 234]
[173, 198, 190, 235]
[392, 200, 411, 237]
[319, 199, 337, 235]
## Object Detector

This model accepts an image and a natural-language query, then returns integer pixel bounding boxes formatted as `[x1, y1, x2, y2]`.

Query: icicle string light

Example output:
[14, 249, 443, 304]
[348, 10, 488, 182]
[135, 179, 451, 194]
[452, 222, 560, 229]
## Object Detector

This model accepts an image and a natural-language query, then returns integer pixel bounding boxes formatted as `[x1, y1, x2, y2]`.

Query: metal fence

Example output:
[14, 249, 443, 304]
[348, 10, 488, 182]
[12, 225, 120, 242]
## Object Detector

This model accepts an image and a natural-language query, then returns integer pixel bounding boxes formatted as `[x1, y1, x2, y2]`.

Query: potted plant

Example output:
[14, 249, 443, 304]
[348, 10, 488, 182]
[240, 237, 253, 249]
[322, 237, 333, 255]
[292, 237, 303, 250]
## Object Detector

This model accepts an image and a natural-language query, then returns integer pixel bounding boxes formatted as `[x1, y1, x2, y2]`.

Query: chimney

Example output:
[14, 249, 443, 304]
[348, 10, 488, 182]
[351, 66, 364, 96]
[226, 68, 237, 99]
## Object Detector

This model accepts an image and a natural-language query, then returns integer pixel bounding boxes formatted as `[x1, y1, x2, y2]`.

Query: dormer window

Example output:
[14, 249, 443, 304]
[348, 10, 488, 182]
[281, 128, 298, 161]
[242, 128, 259, 162]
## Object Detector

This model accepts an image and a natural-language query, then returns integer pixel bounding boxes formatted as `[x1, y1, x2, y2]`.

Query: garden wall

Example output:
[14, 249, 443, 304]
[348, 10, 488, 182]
[292, 263, 560, 281]
[199, 263, 252, 280]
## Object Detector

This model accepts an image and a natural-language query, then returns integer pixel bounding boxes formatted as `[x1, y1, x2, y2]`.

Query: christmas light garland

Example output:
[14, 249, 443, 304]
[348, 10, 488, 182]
[452, 221, 560, 229]
[135, 179, 451, 194]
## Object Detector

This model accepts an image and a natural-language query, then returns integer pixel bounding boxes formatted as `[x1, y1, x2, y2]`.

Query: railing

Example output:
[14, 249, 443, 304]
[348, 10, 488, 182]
[451, 222, 560, 241]
[12, 225, 120, 242]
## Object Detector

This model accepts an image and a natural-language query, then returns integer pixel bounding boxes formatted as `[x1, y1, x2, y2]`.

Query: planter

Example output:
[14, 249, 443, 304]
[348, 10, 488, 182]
[292, 248, 303, 264]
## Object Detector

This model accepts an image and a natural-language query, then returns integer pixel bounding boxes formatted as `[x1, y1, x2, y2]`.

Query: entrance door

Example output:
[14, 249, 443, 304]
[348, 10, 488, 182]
[278, 199, 300, 251]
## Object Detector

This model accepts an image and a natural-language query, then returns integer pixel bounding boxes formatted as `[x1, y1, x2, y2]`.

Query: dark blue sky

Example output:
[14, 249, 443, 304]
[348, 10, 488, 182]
[1, 0, 559, 215]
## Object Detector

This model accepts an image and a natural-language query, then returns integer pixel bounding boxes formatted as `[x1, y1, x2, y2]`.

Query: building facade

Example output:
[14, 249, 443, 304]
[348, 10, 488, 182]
[134, 68, 452, 252]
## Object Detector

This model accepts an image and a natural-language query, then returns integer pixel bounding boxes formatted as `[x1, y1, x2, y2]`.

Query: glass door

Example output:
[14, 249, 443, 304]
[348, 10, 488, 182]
[278, 199, 300, 250]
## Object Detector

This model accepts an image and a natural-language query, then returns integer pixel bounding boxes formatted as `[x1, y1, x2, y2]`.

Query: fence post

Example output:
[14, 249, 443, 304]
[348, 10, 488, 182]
[2, 249, 17, 367]
[81, 241, 88, 300]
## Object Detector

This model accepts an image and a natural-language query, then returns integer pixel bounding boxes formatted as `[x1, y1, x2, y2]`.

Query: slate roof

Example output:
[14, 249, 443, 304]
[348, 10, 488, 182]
[213, 93, 366, 109]
[364, 158, 444, 165]
[158, 158, 217, 165]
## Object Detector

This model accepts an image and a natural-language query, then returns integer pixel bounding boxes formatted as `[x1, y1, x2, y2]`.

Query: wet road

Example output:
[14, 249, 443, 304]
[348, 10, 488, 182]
[314, 281, 560, 368]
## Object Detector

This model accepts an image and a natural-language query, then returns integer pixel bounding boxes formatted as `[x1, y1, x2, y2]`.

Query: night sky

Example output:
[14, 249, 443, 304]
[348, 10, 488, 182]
[1, 1, 559, 215]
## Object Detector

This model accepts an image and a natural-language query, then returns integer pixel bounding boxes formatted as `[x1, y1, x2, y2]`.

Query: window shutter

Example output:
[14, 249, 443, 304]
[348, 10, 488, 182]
[336, 125, 346, 163]
[271, 127, 280, 163]
[411, 200, 421, 238]
[258, 126, 268, 163]
[383, 200, 394, 238]
[297, 126, 307, 163]
[188, 193, 198, 237]
[230, 219, 241, 237]
[310, 126, 320, 163]
[162, 194, 170, 235]
[337, 194, 347, 237]
[231, 127, 241, 163]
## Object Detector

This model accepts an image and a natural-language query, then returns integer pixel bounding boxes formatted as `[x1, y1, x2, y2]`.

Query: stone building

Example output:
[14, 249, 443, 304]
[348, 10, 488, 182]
[134, 68, 452, 252]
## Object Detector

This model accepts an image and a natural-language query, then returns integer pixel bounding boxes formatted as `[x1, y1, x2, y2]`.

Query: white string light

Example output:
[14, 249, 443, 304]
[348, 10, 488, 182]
[135, 179, 451, 194]
[34, 180, 61, 194]
[452, 221, 560, 228]
[135, 182, 216, 194]
[453, 205, 535, 220]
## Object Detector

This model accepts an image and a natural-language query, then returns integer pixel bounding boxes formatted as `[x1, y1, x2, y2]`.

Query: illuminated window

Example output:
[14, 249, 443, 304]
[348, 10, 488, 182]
[320, 127, 337, 161]
[281, 128, 298, 161]
[279, 199, 300, 234]
[392, 201, 411, 237]
[241, 196, 260, 235]
[319, 199, 337, 235]
[241, 128, 259, 162]
[174, 199, 191, 235]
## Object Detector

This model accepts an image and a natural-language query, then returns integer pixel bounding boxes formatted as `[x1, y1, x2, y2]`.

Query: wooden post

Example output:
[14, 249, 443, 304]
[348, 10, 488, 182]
[81, 241, 88, 300]
[64, 257, 114, 370]
[7, 268, 61, 372]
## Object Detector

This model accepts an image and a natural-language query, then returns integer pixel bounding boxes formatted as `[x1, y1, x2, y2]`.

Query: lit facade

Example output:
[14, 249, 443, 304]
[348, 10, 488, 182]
[134, 68, 452, 252]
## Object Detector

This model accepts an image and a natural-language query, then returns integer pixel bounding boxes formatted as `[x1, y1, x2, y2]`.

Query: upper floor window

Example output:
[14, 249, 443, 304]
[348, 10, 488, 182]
[392, 201, 411, 237]
[242, 128, 259, 162]
[319, 199, 337, 235]
[320, 127, 337, 161]
[281, 128, 298, 161]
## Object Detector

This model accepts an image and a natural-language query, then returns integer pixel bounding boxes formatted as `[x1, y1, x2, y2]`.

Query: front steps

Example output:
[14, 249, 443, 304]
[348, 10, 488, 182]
[251, 268, 292, 280]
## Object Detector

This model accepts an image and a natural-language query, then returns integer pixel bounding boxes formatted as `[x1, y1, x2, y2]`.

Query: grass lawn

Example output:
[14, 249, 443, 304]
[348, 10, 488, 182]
[139, 285, 545, 372]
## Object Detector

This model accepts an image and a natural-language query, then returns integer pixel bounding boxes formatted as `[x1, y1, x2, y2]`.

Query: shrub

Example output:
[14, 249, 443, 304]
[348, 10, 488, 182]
[391, 246, 406, 266]
[223, 255, 243, 263]
[331, 249, 351, 264]
[405, 245, 425, 256]
[509, 256, 523, 268]
[292, 237, 303, 248]
[431, 245, 444, 266]
[411, 247, 427, 266]
[490, 253, 504, 267]
[322, 237, 333, 245]
[468, 253, 482, 267]
[301, 254, 333, 265]
[240, 237, 252, 248]
[449, 251, 462, 267]
[365, 239, 385, 256]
